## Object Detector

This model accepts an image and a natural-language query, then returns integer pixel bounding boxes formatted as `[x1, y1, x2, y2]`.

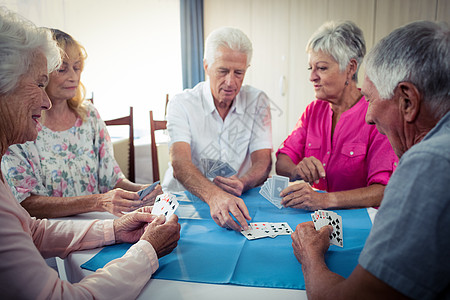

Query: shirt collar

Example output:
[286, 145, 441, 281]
[340, 91, 366, 118]
[202, 80, 245, 116]
[202, 80, 216, 116]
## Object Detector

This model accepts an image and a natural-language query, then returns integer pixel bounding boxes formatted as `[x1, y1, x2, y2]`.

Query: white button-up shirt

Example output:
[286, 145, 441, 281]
[162, 80, 272, 192]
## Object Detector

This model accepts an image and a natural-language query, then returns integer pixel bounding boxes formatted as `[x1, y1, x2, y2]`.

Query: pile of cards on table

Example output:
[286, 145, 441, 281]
[151, 192, 179, 219]
[259, 175, 289, 209]
[311, 210, 343, 247]
[241, 222, 293, 240]
[201, 158, 237, 178]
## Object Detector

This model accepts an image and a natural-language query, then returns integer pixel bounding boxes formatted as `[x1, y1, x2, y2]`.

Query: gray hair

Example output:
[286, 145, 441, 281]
[204, 27, 253, 67]
[365, 21, 450, 119]
[0, 7, 61, 95]
[306, 20, 366, 82]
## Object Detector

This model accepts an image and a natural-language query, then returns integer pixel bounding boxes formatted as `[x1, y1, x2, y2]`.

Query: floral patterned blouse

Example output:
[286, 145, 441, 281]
[1, 101, 125, 203]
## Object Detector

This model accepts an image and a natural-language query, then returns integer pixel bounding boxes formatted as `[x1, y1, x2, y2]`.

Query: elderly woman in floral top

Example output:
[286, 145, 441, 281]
[1, 29, 162, 218]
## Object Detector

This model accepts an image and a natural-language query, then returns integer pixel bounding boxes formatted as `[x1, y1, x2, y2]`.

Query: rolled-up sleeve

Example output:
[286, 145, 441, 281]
[276, 111, 308, 165]
[365, 127, 398, 186]
[167, 95, 192, 147]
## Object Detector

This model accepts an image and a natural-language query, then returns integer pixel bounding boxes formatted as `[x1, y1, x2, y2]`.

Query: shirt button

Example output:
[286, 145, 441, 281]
[323, 163, 326, 166]
[350, 151, 354, 155]
[327, 151, 330, 154]
[308, 143, 311, 147]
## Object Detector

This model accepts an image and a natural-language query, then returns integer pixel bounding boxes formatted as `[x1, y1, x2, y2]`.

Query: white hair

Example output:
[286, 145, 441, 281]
[0, 7, 61, 95]
[306, 20, 366, 82]
[204, 27, 253, 67]
[365, 20, 450, 118]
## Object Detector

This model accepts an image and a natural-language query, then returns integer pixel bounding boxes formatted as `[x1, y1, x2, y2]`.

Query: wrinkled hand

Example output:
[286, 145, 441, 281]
[213, 175, 245, 196]
[140, 214, 181, 258]
[280, 182, 328, 210]
[291, 156, 326, 184]
[140, 184, 163, 206]
[292, 221, 332, 265]
[113, 206, 156, 243]
[99, 188, 143, 216]
[207, 191, 251, 231]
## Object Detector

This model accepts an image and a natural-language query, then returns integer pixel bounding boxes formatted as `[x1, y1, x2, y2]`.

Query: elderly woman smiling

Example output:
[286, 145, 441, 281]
[276, 21, 398, 210]
[0, 8, 180, 298]
[1, 28, 162, 219]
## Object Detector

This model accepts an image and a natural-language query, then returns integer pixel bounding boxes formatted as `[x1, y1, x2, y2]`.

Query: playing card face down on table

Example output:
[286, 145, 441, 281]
[311, 210, 343, 247]
[240, 222, 293, 240]
[259, 175, 289, 209]
[201, 158, 237, 178]
[151, 192, 179, 220]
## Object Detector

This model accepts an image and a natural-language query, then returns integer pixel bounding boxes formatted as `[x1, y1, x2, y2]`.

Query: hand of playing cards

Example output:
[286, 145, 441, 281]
[241, 222, 293, 240]
[201, 158, 237, 178]
[311, 210, 343, 247]
[151, 192, 179, 220]
[259, 175, 289, 209]
[137, 181, 160, 200]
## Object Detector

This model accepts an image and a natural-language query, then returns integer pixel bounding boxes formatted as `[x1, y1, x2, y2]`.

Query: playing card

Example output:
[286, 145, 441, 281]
[200, 158, 208, 173]
[271, 175, 289, 199]
[269, 222, 293, 235]
[241, 222, 275, 240]
[202, 158, 218, 177]
[311, 212, 322, 230]
[151, 192, 179, 220]
[311, 210, 343, 247]
[240, 222, 293, 240]
[259, 176, 289, 209]
[326, 213, 343, 247]
[253, 222, 277, 238]
[207, 158, 218, 172]
[241, 224, 267, 240]
[210, 162, 237, 177]
[259, 184, 271, 202]
[138, 181, 160, 200]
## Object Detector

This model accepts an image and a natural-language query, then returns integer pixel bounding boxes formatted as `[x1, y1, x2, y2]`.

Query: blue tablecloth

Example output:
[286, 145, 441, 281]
[81, 187, 372, 289]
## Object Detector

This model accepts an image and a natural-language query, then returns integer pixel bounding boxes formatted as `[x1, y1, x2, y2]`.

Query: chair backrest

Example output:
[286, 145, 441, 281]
[150, 110, 167, 182]
[164, 94, 169, 118]
[105, 107, 135, 182]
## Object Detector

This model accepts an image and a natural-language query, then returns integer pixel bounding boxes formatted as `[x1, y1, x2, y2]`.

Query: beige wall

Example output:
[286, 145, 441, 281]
[204, 0, 450, 154]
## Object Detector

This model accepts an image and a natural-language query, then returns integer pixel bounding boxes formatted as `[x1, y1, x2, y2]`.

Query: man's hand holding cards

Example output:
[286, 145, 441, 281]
[151, 192, 179, 221]
[311, 210, 343, 247]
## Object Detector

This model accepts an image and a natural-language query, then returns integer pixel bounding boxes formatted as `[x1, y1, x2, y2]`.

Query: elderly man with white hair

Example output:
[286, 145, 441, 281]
[291, 20, 450, 299]
[163, 27, 272, 231]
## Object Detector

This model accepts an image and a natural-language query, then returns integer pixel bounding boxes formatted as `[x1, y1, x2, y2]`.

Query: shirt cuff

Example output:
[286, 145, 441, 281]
[102, 219, 116, 246]
[276, 147, 300, 165]
[368, 172, 391, 187]
[130, 240, 159, 274]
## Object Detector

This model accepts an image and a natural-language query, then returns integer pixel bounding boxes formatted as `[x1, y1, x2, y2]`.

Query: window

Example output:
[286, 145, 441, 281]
[5, 0, 182, 139]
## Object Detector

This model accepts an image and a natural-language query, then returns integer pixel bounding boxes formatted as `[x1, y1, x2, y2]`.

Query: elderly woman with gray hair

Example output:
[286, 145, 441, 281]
[0, 8, 180, 299]
[291, 20, 450, 299]
[276, 20, 398, 210]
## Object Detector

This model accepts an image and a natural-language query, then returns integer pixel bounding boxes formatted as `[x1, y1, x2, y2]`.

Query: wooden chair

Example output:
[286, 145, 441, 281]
[105, 107, 135, 182]
[86, 92, 94, 103]
[150, 110, 167, 182]
[164, 94, 169, 118]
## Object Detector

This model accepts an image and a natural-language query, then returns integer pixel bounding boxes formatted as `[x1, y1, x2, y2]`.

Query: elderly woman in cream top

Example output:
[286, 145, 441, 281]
[1, 28, 162, 218]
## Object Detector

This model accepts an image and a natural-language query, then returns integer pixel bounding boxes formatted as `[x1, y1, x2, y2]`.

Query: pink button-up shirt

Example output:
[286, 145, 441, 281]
[277, 97, 398, 192]
[0, 175, 158, 299]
